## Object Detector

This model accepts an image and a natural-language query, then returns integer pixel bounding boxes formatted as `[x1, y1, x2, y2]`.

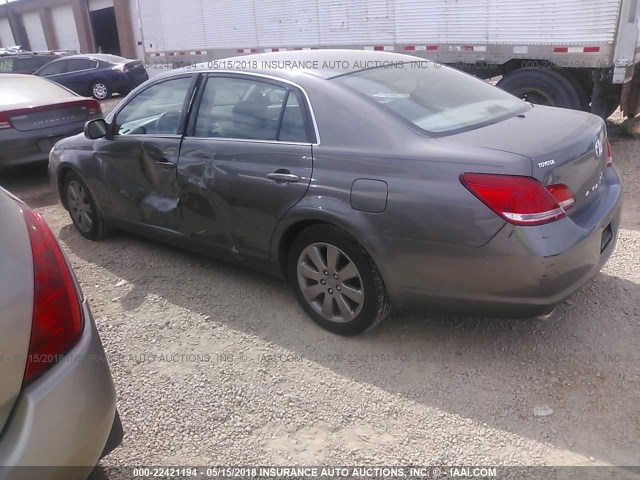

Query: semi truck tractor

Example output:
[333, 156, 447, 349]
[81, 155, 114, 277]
[135, 0, 640, 118]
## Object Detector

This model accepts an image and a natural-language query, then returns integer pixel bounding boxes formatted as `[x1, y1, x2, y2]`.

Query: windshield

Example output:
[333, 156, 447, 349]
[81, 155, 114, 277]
[333, 62, 528, 134]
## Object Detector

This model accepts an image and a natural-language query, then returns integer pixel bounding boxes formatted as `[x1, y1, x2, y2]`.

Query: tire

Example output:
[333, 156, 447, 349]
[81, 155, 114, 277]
[287, 224, 390, 335]
[497, 67, 584, 110]
[63, 172, 113, 240]
[558, 70, 590, 112]
[91, 80, 111, 100]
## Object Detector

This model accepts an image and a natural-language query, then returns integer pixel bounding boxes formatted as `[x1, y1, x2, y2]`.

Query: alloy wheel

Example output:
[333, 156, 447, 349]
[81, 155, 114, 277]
[296, 242, 364, 323]
[92, 83, 108, 100]
[66, 180, 93, 233]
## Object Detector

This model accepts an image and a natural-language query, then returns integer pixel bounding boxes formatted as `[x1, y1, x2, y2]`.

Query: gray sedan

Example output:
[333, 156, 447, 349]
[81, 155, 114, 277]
[49, 50, 622, 335]
[0, 74, 102, 168]
[0, 188, 121, 479]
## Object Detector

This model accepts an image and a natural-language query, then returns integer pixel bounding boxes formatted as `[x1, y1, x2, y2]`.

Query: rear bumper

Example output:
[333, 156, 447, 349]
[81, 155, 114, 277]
[0, 120, 93, 168]
[0, 300, 119, 480]
[384, 168, 623, 316]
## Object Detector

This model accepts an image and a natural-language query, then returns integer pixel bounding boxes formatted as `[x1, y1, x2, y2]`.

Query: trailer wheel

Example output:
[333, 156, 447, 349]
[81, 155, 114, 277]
[559, 70, 590, 112]
[497, 68, 584, 110]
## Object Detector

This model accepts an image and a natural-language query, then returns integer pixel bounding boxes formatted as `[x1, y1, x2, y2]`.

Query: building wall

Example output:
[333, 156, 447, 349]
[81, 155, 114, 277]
[0, 0, 137, 58]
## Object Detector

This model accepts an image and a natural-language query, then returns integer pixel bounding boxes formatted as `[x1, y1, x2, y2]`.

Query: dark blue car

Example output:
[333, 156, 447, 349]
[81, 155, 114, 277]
[34, 54, 149, 100]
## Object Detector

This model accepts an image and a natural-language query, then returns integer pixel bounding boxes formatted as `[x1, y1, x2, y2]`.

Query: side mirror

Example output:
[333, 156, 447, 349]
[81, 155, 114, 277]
[84, 118, 108, 139]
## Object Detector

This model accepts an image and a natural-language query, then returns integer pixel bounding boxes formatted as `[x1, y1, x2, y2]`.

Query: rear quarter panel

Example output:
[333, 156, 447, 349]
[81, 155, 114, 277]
[273, 75, 531, 298]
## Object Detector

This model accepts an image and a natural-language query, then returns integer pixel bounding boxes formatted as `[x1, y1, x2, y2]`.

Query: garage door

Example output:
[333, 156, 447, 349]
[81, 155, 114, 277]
[22, 11, 48, 51]
[51, 5, 80, 52]
[0, 17, 15, 48]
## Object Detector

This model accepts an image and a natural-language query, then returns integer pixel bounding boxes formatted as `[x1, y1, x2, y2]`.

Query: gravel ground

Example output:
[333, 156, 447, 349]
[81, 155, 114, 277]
[0, 103, 639, 474]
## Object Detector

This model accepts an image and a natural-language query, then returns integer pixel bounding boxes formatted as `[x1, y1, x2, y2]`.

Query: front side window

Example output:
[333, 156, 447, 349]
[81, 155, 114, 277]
[114, 76, 193, 135]
[194, 76, 309, 142]
[333, 62, 527, 134]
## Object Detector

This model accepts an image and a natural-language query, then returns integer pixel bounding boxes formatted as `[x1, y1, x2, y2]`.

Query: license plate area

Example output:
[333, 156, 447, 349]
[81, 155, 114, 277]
[600, 223, 613, 253]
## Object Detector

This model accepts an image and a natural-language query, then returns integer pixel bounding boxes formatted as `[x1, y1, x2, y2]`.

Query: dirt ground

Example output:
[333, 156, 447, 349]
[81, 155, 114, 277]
[0, 105, 638, 474]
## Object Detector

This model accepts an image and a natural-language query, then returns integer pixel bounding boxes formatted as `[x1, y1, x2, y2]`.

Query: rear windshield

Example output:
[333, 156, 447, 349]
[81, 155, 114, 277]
[333, 62, 527, 134]
[0, 76, 74, 107]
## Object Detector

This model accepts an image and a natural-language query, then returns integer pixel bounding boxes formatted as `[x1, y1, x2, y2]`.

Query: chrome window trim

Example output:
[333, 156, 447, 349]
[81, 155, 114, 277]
[182, 136, 313, 147]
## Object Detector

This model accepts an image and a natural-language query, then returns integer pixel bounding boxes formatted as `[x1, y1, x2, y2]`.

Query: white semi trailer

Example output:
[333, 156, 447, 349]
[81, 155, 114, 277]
[135, 0, 640, 118]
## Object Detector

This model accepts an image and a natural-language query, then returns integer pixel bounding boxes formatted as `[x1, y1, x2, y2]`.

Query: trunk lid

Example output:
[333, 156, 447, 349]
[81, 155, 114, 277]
[0, 190, 34, 433]
[7, 99, 95, 132]
[441, 105, 608, 216]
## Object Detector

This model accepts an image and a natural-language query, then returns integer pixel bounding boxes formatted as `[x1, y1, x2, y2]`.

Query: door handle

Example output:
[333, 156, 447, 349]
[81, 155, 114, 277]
[267, 172, 300, 183]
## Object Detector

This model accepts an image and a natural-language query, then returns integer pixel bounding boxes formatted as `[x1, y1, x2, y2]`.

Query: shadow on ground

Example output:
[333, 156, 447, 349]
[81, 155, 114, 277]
[58, 223, 640, 469]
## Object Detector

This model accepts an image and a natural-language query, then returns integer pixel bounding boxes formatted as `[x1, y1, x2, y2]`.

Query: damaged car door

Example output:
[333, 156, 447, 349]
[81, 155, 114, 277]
[93, 74, 196, 231]
[177, 74, 314, 261]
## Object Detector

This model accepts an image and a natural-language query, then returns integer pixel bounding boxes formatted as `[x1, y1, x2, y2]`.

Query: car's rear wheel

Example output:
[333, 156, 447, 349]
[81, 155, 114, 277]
[288, 225, 389, 335]
[91, 81, 111, 100]
[63, 172, 112, 240]
[497, 67, 584, 110]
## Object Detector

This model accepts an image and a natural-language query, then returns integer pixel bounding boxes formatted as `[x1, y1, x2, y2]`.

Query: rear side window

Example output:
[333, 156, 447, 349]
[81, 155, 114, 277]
[279, 92, 308, 143]
[334, 62, 527, 134]
[114, 76, 193, 135]
[194, 76, 310, 142]
[66, 59, 97, 72]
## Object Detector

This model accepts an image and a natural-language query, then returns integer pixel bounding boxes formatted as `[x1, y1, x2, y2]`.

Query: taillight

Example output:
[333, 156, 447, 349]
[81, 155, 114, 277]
[605, 137, 613, 167]
[460, 173, 575, 226]
[546, 184, 576, 210]
[0, 111, 12, 129]
[82, 98, 101, 116]
[21, 205, 83, 385]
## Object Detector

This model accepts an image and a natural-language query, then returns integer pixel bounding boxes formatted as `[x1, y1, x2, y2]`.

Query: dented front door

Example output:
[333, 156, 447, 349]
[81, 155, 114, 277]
[92, 75, 195, 230]
[94, 135, 182, 229]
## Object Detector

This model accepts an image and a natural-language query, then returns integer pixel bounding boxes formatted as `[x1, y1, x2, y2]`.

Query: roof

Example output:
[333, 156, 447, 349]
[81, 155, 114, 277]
[50, 53, 130, 63]
[173, 49, 428, 80]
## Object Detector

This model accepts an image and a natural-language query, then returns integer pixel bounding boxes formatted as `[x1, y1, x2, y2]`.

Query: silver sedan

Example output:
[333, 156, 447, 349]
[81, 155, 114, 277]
[0, 187, 121, 480]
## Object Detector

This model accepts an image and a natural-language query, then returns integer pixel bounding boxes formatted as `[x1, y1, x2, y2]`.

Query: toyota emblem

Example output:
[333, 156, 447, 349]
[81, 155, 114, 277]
[595, 138, 603, 157]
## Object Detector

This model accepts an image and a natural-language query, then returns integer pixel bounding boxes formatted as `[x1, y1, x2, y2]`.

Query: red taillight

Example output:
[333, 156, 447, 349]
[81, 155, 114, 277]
[0, 111, 12, 129]
[546, 184, 576, 210]
[83, 98, 101, 116]
[605, 137, 613, 167]
[21, 205, 83, 385]
[460, 173, 574, 226]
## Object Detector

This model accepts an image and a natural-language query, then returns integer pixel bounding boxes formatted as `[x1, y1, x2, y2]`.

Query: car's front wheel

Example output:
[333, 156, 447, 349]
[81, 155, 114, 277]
[63, 173, 113, 240]
[288, 225, 390, 335]
[91, 81, 111, 100]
